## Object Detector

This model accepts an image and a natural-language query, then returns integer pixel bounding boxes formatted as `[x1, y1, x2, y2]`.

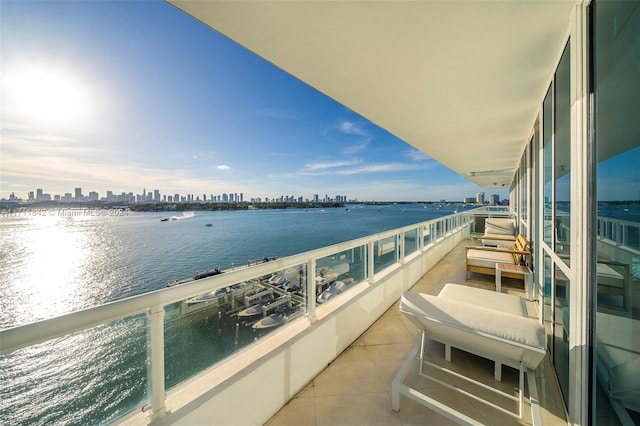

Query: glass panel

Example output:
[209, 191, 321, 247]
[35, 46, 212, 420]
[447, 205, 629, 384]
[435, 221, 443, 239]
[543, 85, 554, 248]
[555, 43, 571, 261]
[0, 314, 148, 425]
[521, 150, 529, 226]
[404, 228, 419, 255]
[593, 1, 640, 423]
[374, 235, 397, 274]
[317, 247, 365, 305]
[554, 265, 570, 404]
[543, 253, 553, 353]
[422, 224, 432, 246]
[473, 215, 487, 235]
[165, 265, 307, 390]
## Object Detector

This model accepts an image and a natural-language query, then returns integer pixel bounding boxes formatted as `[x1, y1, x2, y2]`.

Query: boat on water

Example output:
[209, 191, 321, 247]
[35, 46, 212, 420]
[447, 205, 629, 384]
[167, 267, 223, 287]
[184, 287, 229, 305]
[237, 295, 278, 317]
[160, 218, 169, 222]
[317, 280, 346, 304]
[252, 303, 301, 330]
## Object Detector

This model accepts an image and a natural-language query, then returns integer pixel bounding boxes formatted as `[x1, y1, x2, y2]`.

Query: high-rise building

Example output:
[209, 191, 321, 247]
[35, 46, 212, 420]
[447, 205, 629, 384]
[36, 189, 43, 200]
[475, 192, 485, 204]
[75, 188, 82, 202]
[489, 194, 500, 205]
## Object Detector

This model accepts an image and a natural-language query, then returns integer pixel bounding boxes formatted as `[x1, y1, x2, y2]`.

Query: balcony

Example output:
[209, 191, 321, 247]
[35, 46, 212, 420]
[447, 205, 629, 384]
[1, 209, 567, 425]
[264, 240, 567, 426]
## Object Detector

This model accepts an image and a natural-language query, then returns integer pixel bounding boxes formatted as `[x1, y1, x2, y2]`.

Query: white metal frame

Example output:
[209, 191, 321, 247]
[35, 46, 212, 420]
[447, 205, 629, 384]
[392, 331, 542, 426]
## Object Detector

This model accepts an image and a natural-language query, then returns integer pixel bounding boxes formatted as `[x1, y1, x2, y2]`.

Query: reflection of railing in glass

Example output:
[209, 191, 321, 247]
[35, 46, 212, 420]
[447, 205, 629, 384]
[597, 216, 640, 252]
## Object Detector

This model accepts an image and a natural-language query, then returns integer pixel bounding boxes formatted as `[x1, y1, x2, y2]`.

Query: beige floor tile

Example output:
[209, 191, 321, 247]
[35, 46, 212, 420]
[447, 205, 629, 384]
[393, 393, 460, 426]
[315, 392, 402, 426]
[312, 347, 387, 397]
[295, 381, 315, 399]
[265, 397, 316, 426]
[360, 314, 415, 346]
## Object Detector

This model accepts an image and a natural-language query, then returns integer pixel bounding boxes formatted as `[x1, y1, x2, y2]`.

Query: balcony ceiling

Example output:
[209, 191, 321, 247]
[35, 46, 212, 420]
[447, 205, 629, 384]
[168, 1, 576, 188]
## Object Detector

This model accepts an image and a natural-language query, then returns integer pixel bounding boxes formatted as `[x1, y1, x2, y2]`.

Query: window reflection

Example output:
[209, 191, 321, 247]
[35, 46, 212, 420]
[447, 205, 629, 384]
[555, 44, 571, 261]
[593, 0, 640, 424]
[543, 85, 554, 248]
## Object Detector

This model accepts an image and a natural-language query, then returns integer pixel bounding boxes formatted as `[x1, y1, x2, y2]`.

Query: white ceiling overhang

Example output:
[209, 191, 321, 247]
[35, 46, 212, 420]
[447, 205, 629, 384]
[168, 0, 576, 188]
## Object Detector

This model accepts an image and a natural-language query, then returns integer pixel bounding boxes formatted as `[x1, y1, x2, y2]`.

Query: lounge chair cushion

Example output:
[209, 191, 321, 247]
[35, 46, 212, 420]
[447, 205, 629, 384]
[481, 218, 516, 246]
[400, 291, 546, 368]
[484, 218, 516, 237]
[596, 262, 624, 289]
[609, 357, 640, 404]
[439, 283, 527, 317]
[466, 248, 514, 270]
[595, 312, 640, 373]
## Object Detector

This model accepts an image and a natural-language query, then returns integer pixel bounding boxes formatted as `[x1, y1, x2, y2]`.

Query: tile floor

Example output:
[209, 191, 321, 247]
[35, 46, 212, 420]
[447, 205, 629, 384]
[265, 240, 568, 426]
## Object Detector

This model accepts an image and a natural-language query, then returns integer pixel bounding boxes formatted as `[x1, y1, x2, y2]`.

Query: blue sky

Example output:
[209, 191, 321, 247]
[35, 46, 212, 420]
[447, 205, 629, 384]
[0, 0, 505, 202]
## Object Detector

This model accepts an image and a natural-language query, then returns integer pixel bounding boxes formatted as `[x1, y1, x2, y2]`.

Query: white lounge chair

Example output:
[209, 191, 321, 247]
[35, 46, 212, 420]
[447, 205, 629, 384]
[562, 307, 639, 425]
[475, 217, 516, 247]
[466, 234, 530, 281]
[392, 284, 546, 425]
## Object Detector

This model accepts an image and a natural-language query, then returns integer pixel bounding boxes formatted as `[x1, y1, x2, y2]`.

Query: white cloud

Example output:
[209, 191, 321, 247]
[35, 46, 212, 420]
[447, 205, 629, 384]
[217, 165, 231, 170]
[0, 129, 241, 197]
[342, 140, 370, 155]
[405, 148, 431, 162]
[336, 162, 434, 176]
[301, 160, 362, 172]
[338, 120, 368, 136]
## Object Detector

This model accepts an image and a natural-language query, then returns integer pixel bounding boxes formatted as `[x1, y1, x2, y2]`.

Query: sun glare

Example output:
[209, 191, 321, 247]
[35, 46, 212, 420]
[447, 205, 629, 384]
[3, 66, 93, 126]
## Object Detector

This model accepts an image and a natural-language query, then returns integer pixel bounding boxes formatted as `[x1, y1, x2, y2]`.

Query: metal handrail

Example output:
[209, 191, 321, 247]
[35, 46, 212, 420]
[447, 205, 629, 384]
[0, 209, 487, 355]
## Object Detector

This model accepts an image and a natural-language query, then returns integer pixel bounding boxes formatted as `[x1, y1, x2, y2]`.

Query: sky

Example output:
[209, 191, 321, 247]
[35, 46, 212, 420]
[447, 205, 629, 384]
[0, 0, 507, 202]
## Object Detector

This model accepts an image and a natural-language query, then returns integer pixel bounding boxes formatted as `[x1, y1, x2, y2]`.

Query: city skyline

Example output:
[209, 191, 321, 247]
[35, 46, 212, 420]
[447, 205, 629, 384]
[0, 1, 509, 202]
[3, 184, 498, 205]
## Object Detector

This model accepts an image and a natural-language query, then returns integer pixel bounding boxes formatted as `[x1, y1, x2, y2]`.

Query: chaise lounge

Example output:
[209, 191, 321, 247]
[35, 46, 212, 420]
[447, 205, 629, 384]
[465, 234, 530, 281]
[392, 284, 546, 424]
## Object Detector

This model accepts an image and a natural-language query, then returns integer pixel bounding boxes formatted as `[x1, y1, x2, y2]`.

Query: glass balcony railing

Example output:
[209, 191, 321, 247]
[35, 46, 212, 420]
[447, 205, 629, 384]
[0, 209, 480, 424]
[597, 216, 640, 253]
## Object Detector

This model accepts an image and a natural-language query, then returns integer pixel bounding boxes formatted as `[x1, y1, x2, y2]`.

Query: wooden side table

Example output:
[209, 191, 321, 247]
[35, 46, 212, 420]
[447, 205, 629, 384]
[495, 263, 533, 300]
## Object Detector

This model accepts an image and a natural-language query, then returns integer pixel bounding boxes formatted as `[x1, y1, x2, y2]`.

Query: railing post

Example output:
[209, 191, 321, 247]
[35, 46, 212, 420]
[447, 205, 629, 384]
[306, 259, 317, 323]
[148, 304, 166, 421]
[399, 232, 405, 264]
[367, 241, 375, 283]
